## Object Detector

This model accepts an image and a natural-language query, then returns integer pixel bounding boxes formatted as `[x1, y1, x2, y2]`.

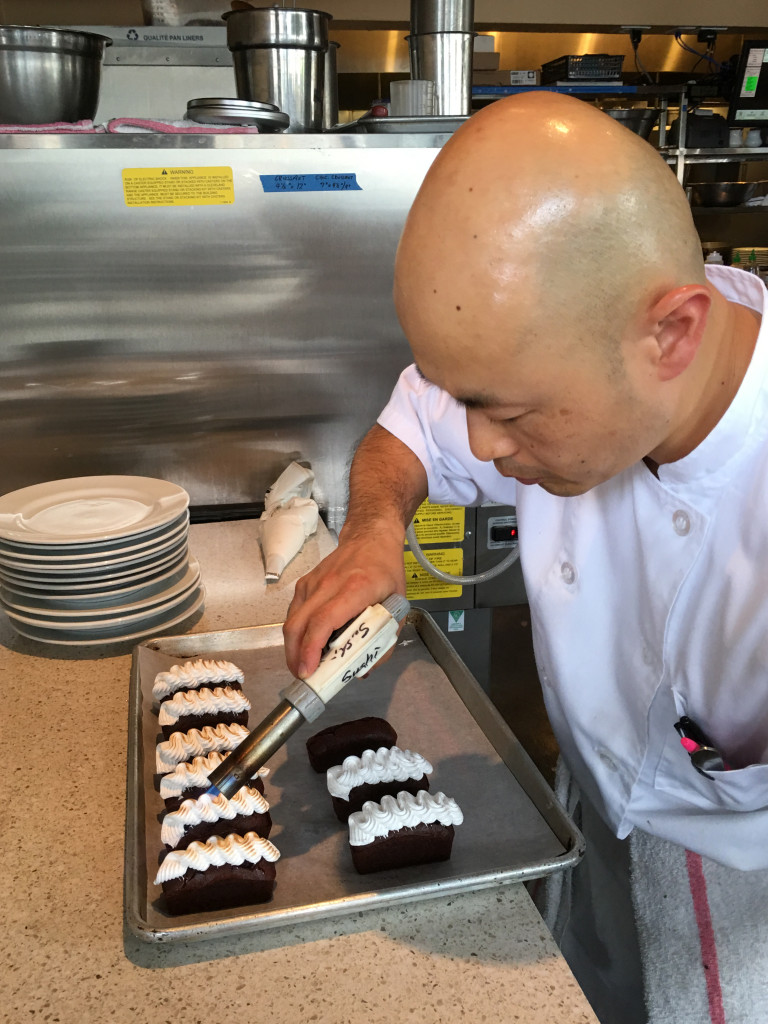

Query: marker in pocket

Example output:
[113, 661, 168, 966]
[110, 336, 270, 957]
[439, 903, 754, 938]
[674, 716, 731, 779]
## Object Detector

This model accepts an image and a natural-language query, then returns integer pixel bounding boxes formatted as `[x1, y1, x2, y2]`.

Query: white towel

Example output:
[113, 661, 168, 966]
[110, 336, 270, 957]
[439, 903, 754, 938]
[631, 829, 768, 1023]
[533, 758, 768, 1023]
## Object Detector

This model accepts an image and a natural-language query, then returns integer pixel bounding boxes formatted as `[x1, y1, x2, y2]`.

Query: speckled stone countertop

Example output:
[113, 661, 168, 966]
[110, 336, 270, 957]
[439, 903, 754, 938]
[3, 519, 597, 1024]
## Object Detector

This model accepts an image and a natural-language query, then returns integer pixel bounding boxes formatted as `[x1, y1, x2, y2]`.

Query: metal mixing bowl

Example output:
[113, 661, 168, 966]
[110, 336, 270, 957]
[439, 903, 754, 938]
[689, 181, 760, 207]
[0, 26, 112, 124]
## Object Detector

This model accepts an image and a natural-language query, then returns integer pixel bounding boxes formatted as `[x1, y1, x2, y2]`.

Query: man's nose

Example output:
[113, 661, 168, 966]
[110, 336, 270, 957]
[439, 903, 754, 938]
[466, 409, 520, 463]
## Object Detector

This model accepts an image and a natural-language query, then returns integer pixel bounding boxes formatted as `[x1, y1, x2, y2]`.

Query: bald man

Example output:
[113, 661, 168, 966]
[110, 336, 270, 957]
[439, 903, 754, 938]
[284, 94, 768, 1022]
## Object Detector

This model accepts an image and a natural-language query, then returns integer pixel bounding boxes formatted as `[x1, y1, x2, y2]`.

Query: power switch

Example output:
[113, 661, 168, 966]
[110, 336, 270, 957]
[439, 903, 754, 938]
[487, 513, 519, 550]
[491, 524, 518, 544]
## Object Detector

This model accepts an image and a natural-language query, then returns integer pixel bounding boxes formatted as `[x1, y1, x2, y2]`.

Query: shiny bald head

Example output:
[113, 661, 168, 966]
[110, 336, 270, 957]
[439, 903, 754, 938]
[395, 91, 705, 366]
[394, 93, 722, 497]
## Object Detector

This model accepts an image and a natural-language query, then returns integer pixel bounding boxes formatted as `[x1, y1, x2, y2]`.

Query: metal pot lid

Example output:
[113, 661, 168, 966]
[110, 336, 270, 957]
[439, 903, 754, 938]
[186, 101, 290, 131]
[187, 97, 279, 114]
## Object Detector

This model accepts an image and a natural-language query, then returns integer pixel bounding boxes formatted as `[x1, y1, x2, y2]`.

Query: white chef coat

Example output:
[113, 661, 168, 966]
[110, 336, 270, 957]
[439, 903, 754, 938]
[379, 265, 768, 870]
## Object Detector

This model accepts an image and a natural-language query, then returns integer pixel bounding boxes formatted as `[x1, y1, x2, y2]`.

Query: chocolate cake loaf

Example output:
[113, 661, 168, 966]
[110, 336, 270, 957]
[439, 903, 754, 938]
[327, 746, 432, 822]
[160, 787, 272, 850]
[152, 658, 244, 704]
[348, 790, 463, 874]
[306, 716, 397, 773]
[159, 751, 269, 811]
[155, 722, 249, 773]
[155, 832, 280, 914]
[157, 685, 251, 739]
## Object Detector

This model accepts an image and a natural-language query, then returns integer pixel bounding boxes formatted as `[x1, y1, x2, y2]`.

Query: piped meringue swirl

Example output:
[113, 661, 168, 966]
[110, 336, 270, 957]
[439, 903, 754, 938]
[152, 659, 244, 701]
[157, 685, 251, 726]
[348, 790, 463, 846]
[161, 786, 270, 847]
[327, 746, 432, 801]
[156, 722, 249, 772]
[155, 832, 281, 884]
[159, 751, 269, 799]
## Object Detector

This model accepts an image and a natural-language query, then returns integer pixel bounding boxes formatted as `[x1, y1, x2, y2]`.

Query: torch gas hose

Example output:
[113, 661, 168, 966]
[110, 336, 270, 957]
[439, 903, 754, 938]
[405, 521, 520, 586]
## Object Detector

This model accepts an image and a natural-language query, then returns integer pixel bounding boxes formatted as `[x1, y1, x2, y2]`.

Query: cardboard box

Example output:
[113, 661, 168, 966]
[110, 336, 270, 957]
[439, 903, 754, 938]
[472, 51, 500, 70]
[0, 1, 143, 25]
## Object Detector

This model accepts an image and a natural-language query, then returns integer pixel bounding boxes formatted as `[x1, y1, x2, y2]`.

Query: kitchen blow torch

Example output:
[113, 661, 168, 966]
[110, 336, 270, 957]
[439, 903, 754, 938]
[205, 593, 410, 799]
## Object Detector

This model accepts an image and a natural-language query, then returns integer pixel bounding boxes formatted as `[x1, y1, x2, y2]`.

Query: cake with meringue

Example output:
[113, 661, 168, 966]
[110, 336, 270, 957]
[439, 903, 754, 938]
[157, 684, 250, 739]
[155, 832, 280, 914]
[161, 786, 272, 850]
[152, 658, 245, 707]
[348, 790, 463, 874]
[327, 746, 432, 821]
[159, 751, 269, 811]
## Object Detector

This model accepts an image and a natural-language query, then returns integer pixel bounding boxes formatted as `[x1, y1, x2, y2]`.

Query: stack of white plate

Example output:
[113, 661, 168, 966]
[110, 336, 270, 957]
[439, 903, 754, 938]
[0, 476, 204, 645]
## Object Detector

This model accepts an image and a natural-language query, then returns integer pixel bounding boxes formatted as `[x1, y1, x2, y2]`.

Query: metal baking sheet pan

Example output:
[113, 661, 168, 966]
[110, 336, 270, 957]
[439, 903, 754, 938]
[125, 609, 584, 943]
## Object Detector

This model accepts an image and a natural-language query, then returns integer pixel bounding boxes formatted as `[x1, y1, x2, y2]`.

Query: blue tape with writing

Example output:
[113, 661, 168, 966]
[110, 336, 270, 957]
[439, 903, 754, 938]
[259, 173, 362, 193]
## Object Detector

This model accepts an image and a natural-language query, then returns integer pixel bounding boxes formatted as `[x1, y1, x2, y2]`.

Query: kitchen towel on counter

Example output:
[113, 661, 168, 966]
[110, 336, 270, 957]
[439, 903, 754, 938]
[0, 120, 104, 133]
[106, 117, 259, 134]
[535, 759, 768, 1023]
[630, 829, 768, 1023]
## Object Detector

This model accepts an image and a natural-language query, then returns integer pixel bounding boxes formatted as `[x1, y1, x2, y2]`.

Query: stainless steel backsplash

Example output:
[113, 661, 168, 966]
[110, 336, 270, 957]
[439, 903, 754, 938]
[0, 135, 442, 530]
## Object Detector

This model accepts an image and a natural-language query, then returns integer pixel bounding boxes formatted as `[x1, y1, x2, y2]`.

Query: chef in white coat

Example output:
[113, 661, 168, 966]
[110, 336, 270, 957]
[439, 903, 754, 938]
[284, 93, 768, 1023]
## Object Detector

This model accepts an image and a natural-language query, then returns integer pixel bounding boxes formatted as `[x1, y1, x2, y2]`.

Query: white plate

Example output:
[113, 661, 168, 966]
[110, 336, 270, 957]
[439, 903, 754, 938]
[0, 544, 188, 587]
[6, 588, 205, 646]
[0, 476, 189, 544]
[0, 557, 196, 610]
[2, 585, 204, 630]
[0, 559, 201, 619]
[0, 535, 188, 579]
[0, 510, 189, 557]
[0, 517, 189, 568]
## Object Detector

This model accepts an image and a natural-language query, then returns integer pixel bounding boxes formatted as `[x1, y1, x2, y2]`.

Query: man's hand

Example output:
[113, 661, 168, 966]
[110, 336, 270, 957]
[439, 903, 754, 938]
[282, 423, 428, 679]
[283, 529, 407, 679]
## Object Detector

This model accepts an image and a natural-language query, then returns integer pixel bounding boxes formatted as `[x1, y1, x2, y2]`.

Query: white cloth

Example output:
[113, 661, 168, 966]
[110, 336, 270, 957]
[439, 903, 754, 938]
[537, 766, 768, 1024]
[379, 265, 768, 870]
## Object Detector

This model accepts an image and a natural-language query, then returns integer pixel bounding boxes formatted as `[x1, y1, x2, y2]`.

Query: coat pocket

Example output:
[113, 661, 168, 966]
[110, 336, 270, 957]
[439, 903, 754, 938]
[654, 689, 768, 813]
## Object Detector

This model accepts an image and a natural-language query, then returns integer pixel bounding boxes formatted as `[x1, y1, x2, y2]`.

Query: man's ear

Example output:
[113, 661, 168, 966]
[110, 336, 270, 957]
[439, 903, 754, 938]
[648, 285, 711, 382]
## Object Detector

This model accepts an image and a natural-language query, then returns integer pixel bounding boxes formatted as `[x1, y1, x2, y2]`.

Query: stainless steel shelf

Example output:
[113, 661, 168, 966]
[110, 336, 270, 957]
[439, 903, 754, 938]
[662, 146, 768, 165]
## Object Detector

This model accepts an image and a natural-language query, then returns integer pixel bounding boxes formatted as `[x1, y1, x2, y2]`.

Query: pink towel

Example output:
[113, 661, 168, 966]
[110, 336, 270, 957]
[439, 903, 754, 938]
[106, 117, 259, 134]
[0, 120, 103, 133]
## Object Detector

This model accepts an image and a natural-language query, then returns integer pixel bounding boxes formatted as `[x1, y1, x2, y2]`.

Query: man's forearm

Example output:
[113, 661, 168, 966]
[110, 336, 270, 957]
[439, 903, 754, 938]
[340, 424, 428, 542]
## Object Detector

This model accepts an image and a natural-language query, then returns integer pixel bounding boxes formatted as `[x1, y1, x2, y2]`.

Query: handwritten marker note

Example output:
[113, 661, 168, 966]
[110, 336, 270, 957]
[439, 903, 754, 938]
[259, 173, 362, 193]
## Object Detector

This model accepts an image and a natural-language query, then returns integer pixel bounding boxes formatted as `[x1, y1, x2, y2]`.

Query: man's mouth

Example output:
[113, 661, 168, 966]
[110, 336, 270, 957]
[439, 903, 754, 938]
[495, 462, 544, 483]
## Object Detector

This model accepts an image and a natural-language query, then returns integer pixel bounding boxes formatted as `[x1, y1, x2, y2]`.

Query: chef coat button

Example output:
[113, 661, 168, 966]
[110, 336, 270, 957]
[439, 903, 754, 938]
[672, 510, 690, 536]
[598, 749, 618, 772]
[560, 561, 576, 585]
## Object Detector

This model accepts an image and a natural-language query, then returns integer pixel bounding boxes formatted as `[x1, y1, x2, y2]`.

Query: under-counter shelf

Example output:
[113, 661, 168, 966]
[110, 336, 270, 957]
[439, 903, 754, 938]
[690, 206, 768, 247]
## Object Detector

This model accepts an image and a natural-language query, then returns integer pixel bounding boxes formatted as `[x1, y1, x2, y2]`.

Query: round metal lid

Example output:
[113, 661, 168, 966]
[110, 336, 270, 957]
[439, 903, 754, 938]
[186, 98, 289, 131]
[187, 97, 279, 114]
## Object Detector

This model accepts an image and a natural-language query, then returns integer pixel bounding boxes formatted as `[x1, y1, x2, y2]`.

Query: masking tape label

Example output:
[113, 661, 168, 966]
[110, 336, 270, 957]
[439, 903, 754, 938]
[404, 548, 463, 601]
[409, 500, 466, 545]
[122, 166, 234, 207]
[259, 173, 362, 193]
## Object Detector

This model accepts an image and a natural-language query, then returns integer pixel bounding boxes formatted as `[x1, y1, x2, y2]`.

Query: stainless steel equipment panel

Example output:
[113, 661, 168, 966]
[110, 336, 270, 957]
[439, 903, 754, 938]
[0, 135, 446, 529]
[126, 610, 583, 942]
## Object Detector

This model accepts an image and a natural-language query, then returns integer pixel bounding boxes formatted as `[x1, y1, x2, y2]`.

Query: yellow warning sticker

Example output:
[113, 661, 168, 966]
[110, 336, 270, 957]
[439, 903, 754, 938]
[122, 166, 234, 207]
[404, 547, 464, 601]
[408, 500, 466, 545]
